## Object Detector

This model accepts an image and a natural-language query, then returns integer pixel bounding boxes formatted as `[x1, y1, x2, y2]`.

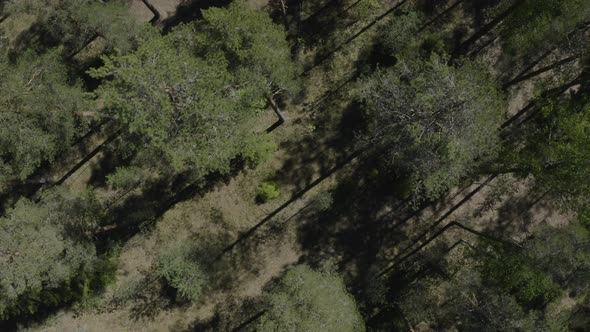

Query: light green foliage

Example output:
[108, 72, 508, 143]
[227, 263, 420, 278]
[256, 182, 280, 203]
[507, 97, 590, 214]
[188, 1, 301, 95]
[256, 265, 365, 332]
[0, 48, 90, 190]
[501, 0, 590, 56]
[91, 3, 298, 181]
[358, 56, 504, 200]
[381, 11, 423, 56]
[240, 133, 278, 167]
[4, 0, 143, 53]
[0, 188, 102, 319]
[106, 166, 145, 190]
[156, 242, 208, 302]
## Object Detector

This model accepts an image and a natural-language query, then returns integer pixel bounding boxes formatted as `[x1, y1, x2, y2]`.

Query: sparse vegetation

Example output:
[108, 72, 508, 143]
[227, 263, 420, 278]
[2, 0, 590, 331]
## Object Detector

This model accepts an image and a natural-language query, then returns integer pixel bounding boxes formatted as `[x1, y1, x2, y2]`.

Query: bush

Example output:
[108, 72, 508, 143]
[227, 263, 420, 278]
[256, 182, 280, 203]
[157, 243, 208, 303]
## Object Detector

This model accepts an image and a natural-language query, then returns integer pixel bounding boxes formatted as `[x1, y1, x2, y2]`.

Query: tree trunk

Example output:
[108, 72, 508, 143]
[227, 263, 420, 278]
[52, 129, 122, 187]
[467, 35, 498, 59]
[231, 310, 266, 332]
[141, 0, 161, 25]
[503, 47, 556, 85]
[268, 96, 287, 124]
[385, 175, 497, 264]
[278, 0, 289, 27]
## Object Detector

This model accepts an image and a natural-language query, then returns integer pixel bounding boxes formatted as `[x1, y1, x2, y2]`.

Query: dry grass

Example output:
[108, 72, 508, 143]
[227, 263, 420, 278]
[0, 13, 36, 46]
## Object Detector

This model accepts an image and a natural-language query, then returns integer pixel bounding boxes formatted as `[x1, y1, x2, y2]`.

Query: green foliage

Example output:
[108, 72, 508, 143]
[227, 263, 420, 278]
[505, 97, 590, 214]
[156, 242, 208, 303]
[190, 1, 301, 95]
[0, 48, 90, 190]
[523, 224, 590, 296]
[90, 28, 251, 178]
[240, 134, 277, 168]
[310, 192, 334, 212]
[256, 265, 365, 332]
[398, 271, 547, 331]
[256, 182, 280, 203]
[106, 166, 144, 190]
[90, 3, 298, 182]
[0, 187, 106, 320]
[381, 11, 423, 56]
[500, 0, 590, 56]
[358, 56, 504, 201]
[481, 250, 561, 308]
[396, 222, 590, 330]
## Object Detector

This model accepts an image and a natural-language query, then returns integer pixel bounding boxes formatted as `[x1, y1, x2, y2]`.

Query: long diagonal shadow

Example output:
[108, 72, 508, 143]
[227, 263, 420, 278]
[215, 149, 363, 261]
[304, 0, 409, 74]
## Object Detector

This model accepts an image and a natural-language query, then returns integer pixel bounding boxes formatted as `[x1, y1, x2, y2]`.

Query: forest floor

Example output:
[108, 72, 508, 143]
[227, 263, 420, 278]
[18, 0, 575, 331]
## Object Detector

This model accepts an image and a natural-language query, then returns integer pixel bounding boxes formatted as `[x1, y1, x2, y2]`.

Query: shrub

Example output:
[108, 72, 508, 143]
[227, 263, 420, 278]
[256, 182, 280, 203]
[157, 243, 208, 303]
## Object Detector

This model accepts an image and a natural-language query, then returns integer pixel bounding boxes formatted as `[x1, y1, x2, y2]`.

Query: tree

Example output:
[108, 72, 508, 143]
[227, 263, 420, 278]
[396, 222, 590, 331]
[0, 48, 90, 191]
[398, 270, 548, 331]
[183, 1, 301, 95]
[90, 3, 299, 187]
[90, 29, 259, 185]
[500, 0, 590, 58]
[523, 224, 590, 297]
[357, 56, 505, 201]
[503, 94, 590, 215]
[156, 242, 209, 303]
[0, 188, 105, 320]
[256, 265, 365, 332]
[381, 10, 423, 56]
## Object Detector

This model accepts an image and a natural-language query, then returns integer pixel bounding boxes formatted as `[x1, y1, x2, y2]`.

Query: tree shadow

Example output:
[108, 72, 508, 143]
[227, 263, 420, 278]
[96, 158, 247, 246]
[482, 187, 558, 239]
[0, 122, 115, 213]
[159, 0, 232, 33]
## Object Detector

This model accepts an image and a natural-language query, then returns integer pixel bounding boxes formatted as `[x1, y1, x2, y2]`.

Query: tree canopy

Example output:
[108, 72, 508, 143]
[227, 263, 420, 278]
[504, 94, 590, 216]
[256, 265, 365, 332]
[358, 56, 505, 200]
[90, 3, 299, 186]
[0, 188, 102, 319]
[0, 48, 89, 190]
[500, 0, 590, 57]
